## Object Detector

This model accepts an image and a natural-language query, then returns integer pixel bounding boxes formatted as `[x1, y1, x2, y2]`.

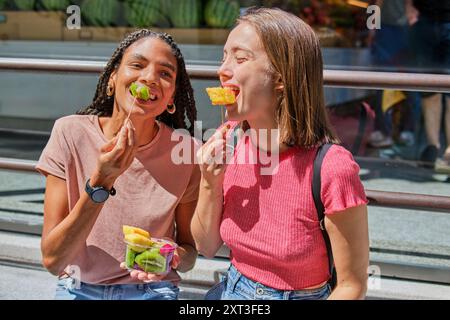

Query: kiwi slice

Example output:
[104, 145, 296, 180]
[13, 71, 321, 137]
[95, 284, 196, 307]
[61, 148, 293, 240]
[125, 246, 137, 269]
[135, 248, 167, 273]
[129, 82, 150, 101]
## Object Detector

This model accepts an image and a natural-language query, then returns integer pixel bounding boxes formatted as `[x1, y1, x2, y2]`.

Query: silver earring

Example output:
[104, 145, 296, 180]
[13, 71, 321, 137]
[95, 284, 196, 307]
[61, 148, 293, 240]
[167, 103, 176, 114]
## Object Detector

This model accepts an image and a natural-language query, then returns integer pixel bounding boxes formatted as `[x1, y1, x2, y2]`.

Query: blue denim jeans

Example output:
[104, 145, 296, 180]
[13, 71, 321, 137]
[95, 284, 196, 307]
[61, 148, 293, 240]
[205, 264, 331, 300]
[55, 276, 179, 300]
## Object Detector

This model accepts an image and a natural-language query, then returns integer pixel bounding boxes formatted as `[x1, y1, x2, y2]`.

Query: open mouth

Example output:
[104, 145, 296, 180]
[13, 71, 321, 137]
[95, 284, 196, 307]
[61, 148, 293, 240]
[129, 83, 159, 103]
[130, 91, 157, 104]
[147, 93, 158, 102]
[223, 85, 240, 100]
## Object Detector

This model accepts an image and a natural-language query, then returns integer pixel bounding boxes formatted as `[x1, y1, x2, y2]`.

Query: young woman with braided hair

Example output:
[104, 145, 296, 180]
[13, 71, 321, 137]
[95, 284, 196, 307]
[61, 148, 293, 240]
[36, 29, 200, 300]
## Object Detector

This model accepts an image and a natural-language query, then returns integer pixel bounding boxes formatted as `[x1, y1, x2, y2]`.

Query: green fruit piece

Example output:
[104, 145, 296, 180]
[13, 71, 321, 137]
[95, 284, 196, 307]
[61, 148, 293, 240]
[129, 82, 150, 100]
[81, 0, 118, 27]
[129, 244, 146, 253]
[14, 0, 35, 10]
[41, 0, 70, 11]
[0, 0, 8, 10]
[130, 82, 139, 97]
[137, 86, 150, 100]
[135, 248, 167, 273]
[125, 246, 137, 269]
[204, 0, 240, 29]
[124, 0, 171, 28]
[171, 0, 202, 28]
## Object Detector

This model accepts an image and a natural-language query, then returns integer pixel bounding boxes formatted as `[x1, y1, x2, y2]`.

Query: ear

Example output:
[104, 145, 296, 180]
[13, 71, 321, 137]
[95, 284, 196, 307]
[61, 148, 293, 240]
[274, 73, 284, 91]
[168, 95, 175, 105]
[108, 69, 117, 86]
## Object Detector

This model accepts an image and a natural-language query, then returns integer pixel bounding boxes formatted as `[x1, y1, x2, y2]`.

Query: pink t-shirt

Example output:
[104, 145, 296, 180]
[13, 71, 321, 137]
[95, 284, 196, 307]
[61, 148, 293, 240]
[220, 123, 368, 290]
[36, 115, 200, 285]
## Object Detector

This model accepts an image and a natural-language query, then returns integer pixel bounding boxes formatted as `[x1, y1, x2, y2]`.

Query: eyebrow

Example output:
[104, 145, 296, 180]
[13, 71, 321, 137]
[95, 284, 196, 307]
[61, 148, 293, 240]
[224, 46, 254, 56]
[129, 53, 176, 72]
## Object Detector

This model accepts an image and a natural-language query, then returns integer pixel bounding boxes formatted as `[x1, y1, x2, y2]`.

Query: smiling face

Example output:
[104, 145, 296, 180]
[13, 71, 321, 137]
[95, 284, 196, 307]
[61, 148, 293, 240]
[109, 37, 178, 119]
[218, 22, 280, 124]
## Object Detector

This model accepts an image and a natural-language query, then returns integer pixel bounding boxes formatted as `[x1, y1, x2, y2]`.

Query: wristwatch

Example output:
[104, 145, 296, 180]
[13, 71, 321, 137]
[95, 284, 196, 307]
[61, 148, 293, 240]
[85, 179, 116, 203]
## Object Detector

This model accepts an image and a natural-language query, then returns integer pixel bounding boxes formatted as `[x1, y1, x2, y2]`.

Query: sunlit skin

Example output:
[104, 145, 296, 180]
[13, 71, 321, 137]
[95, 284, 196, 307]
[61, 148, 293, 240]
[192, 22, 369, 299]
[219, 23, 281, 135]
[41, 37, 197, 283]
[100, 37, 177, 147]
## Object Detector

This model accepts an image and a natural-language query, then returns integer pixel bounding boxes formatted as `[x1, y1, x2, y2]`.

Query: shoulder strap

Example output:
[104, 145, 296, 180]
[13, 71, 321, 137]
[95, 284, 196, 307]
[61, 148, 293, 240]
[312, 143, 337, 288]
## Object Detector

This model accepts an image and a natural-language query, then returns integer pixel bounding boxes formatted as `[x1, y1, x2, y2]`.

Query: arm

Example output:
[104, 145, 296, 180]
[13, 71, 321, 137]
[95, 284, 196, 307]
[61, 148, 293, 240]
[173, 200, 198, 272]
[191, 178, 225, 258]
[41, 174, 113, 275]
[325, 204, 369, 300]
[41, 120, 136, 275]
[191, 126, 230, 258]
[405, 0, 419, 25]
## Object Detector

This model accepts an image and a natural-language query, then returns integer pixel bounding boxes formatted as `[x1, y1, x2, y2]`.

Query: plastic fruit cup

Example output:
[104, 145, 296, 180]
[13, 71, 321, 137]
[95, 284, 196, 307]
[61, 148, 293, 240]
[124, 238, 177, 275]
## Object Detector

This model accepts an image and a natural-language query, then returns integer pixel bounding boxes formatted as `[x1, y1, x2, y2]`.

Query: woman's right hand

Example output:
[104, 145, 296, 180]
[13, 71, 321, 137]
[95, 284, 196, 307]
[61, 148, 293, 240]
[90, 119, 136, 188]
[196, 125, 231, 190]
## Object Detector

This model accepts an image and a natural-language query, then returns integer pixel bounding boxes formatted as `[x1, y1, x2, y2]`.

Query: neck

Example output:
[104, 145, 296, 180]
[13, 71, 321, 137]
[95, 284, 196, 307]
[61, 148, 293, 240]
[131, 116, 159, 147]
[246, 117, 289, 153]
[102, 110, 159, 147]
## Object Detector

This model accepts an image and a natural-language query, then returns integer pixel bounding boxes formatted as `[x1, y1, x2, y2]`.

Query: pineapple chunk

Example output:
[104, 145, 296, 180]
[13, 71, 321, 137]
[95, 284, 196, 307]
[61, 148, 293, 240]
[122, 225, 150, 238]
[124, 233, 153, 253]
[206, 87, 236, 105]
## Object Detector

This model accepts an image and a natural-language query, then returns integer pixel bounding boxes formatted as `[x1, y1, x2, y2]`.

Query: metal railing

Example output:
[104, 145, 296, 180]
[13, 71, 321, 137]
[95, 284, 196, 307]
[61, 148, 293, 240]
[1, 58, 450, 287]
[1, 57, 450, 213]
[1, 57, 450, 92]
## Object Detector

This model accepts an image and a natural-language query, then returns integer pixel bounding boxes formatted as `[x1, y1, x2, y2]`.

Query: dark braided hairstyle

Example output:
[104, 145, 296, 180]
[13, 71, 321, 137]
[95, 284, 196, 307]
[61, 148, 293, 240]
[77, 29, 197, 136]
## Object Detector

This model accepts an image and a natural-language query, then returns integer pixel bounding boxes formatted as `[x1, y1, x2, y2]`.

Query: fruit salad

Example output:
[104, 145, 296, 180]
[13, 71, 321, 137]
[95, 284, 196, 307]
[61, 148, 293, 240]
[123, 225, 177, 275]
[205, 87, 236, 105]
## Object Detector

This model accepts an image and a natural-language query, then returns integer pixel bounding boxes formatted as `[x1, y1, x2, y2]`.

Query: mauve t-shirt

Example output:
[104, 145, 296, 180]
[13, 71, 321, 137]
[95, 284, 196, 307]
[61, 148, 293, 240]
[36, 115, 200, 285]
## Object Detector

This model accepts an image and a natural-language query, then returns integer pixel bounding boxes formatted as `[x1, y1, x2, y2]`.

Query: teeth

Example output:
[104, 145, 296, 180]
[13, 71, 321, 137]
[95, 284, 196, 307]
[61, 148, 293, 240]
[149, 94, 156, 101]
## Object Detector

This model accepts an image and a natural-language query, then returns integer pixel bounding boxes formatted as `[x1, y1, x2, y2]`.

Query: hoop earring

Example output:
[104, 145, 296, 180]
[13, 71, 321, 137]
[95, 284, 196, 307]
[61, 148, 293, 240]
[167, 103, 176, 114]
[106, 84, 114, 97]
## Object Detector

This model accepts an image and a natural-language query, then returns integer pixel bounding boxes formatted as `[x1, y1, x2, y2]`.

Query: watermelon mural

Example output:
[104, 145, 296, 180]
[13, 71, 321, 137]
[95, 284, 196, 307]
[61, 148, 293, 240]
[124, 0, 171, 28]
[41, 0, 71, 11]
[81, 0, 119, 27]
[0, 0, 7, 10]
[14, 0, 35, 10]
[170, 0, 202, 28]
[204, 0, 239, 28]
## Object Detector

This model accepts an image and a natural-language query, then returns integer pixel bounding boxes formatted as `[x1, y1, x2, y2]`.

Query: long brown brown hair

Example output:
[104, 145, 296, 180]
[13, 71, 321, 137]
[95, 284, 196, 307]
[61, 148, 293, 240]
[237, 8, 338, 147]
[77, 29, 197, 136]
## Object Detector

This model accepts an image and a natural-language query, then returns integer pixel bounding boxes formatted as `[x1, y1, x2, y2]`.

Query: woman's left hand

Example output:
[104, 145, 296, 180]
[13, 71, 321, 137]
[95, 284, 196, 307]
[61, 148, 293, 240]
[119, 249, 181, 283]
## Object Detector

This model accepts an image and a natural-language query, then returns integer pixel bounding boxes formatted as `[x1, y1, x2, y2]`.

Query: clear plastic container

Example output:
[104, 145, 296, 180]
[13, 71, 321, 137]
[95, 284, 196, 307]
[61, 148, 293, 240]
[124, 238, 177, 275]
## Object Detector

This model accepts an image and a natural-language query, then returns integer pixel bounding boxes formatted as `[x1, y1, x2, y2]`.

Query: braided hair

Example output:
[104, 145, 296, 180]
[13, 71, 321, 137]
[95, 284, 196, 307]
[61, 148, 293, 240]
[77, 29, 197, 136]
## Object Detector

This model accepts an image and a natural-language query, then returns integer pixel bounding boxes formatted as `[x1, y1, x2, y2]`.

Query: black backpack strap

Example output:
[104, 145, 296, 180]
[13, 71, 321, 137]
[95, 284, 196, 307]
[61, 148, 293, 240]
[312, 143, 337, 288]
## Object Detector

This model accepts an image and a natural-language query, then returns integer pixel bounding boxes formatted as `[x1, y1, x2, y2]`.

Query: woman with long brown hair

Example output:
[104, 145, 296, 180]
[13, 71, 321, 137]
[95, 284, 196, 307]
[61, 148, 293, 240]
[36, 29, 200, 300]
[192, 8, 369, 300]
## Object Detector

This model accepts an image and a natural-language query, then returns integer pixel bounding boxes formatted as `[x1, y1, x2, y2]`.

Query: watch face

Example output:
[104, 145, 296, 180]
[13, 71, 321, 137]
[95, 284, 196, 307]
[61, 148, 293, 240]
[92, 189, 109, 203]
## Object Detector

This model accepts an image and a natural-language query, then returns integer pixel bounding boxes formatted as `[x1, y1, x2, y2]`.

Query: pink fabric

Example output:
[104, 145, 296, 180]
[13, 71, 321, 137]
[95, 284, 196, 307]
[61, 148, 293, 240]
[220, 123, 368, 290]
[36, 115, 200, 285]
